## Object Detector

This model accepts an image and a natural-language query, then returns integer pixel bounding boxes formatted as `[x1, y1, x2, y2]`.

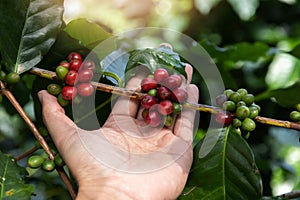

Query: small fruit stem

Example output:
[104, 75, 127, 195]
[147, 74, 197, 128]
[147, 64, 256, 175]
[15, 146, 38, 161]
[29, 67, 300, 132]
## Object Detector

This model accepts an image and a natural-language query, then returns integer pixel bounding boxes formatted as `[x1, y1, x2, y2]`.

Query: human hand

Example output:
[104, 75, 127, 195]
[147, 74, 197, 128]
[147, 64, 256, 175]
[38, 64, 199, 200]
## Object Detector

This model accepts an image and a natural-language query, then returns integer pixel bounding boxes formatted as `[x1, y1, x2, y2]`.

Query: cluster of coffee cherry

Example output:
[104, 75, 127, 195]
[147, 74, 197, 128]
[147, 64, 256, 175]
[47, 52, 96, 106]
[214, 88, 261, 138]
[140, 68, 188, 127]
[290, 103, 300, 122]
[0, 68, 21, 103]
[27, 127, 64, 172]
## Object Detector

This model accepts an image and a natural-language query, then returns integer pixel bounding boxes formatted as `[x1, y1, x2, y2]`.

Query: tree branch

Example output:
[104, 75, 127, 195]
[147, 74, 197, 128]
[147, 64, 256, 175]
[278, 189, 300, 199]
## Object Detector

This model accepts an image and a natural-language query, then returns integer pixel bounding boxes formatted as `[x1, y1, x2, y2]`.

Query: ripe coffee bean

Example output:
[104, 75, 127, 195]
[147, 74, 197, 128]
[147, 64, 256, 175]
[171, 87, 187, 103]
[78, 68, 93, 83]
[290, 111, 300, 122]
[158, 100, 173, 115]
[141, 77, 157, 92]
[69, 59, 82, 72]
[28, 155, 44, 169]
[242, 94, 255, 106]
[42, 160, 55, 172]
[47, 83, 62, 96]
[145, 110, 162, 127]
[154, 68, 169, 83]
[141, 95, 158, 109]
[6, 72, 20, 84]
[57, 93, 70, 107]
[77, 83, 94, 97]
[157, 86, 171, 100]
[236, 106, 250, 120]
[56, 66, 69, 80]
[67, 52, 82, 62]
[61, 86, 77, 100]
[215, 112, 233, 126]
[163, 74, 181, 90]
[222, 101, 236, 112]
[142, 109, 149, 120]
[216, 94, 228, 106]
[81, 60, 96, 72]
[65, 70, 78, 86]
[242, 118, 256, 132]
[59, 60, 70, 69]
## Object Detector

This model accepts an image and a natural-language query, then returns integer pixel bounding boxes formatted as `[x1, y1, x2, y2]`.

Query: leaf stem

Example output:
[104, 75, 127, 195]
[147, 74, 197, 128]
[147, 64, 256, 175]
[29, 67, 300, 132]
[15, 146, 38, 161]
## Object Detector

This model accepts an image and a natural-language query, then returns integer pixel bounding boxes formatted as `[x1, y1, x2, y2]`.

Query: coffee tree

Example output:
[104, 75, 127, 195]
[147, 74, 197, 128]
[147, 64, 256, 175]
[1, 0, 300, 199]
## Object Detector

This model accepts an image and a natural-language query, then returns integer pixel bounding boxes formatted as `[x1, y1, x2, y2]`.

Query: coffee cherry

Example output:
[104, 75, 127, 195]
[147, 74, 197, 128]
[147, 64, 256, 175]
[54, 154, 65, 167]
[69, 59, 82, 72]
[145, 110, 162, 127]
[28, 155, 44, 169]
[47, 83, 62, 96]
[77, 83, 94, 97]
[172, 102, 182, 115]
[163, 74, 181, 90]
[215, 94, 228, 106]
[242, 94, 255, 106]
[236, 101, 246, 107]
[249, 106, 259, 119]
[158, 100, 173, 116]
[296, 103, 300, 112]
[142, 109, 149, 120]
[154, 68, 169, 84]
[228, 92, 242, 103]
[242, 118, 256, 132]
[230, 127, 242, 136]
[148, 88, 157, 97]
[0, 70, 6, 81]
[81, 60, 96, 72]
[224, 89, 234, 98]
[233, 118, 242, 127]
[237, 88, 248, 97]
[73, 95, 83, 104]
[61, 86, 77, 100]
[164, 115, 173, 127]
[78, 68, 93, 83]
[65, 70, 78, 86]
[236, 106, 250, 120]
[38, 126, 49, 137]
[57, 93, 70, 107]
[141, 77, 157, 92]
[141, 95, 158, 109]
[157, 86, 171, 100]
[6, 72, 20, 84]
[215, 112, 233, 126]
[290, 111, 300, 122]
[251, 103, 261, 112]
[171, 87, 188, 103]
[59, 60, 70, 69]
[67, 52, 82, 62]
[42, 160, 55, 172]
[56, 66, 69, 80]
[222, 101, 236, 112]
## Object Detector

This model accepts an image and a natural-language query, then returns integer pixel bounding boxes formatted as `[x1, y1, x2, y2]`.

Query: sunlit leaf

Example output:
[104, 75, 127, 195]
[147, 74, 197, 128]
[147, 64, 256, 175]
[0, 0, 63, 74]
[194, 0, 222, 15]
[227, 0, 259, 21]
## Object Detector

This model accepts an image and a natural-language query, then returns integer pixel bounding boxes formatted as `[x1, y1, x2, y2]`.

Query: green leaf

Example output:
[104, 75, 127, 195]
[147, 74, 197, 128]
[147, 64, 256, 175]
[0, 151, 34, 199]
[227, 0, 259, 21]
[64, 18, 112, 50]
[180, 128, 262, 199]
[290, 42, 300, 59]
[0, 0, 64, 74]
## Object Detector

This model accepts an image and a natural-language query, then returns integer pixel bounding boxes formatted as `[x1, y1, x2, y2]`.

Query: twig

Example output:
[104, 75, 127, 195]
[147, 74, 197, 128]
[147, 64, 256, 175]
[0, 81, 77, 199]
[29, 67, 300, 132]
[56, 167, 77, 199]
[278, 189, 300, 199]
[15, 146, 38, 161]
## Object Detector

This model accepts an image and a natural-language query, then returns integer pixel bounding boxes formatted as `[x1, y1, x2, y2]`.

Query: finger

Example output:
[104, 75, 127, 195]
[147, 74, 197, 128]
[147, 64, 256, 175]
[174, 84, 199, 142]
[38, 90, 78, 154]
[108, 67, 149, 119]
[185, 63, 193, 84]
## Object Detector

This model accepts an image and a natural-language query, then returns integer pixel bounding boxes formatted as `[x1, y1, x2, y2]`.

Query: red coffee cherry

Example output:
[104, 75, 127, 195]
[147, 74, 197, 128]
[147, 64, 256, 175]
[67, 52, 82, 62]
[65, 70, 78, 86]
[163, 74, 182, 90]
[69, 59, 82, 71]
[81, 60, 96, 72]
[61, 86, 77, 101]
[141, 94, 158, 109]
[154, 68, 169, 84]
[215, 112, 233, 126]
[171, 87, 188, 103]
[77, 83, 94, 97]
[78, 68, 93, 83]
[141, 77, 158, 92]
[157, 86, 171, 100]
[145, 110, 162, 127]
[59, 60, 70, 69]
[158, 100, 174, 116]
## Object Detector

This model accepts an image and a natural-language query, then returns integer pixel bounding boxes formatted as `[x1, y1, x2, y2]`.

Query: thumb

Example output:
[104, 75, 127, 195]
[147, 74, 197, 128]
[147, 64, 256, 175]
[38, 90, 78, 154]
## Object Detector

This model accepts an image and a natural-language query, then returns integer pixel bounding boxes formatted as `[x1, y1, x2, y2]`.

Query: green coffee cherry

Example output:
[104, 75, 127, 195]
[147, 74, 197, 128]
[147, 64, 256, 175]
[242, 94, 255, 106]
[295, 103, 300, 112]
[242, 118, 256, 132]
[47, 83, 62, 96]
[233, 118, 242, 127]
[42, 160, 55, 172]
[28, 155, 44, 169]
[229, 92, 242, 103]
[249, 106, 259, 119]
[237, 88, 248, 97]
[224, 89, 234, 98]
[290, 111, 300, 122]
[236, 101, 246, 107]
[236, 106, 250, 120]
[164, 115, 173, 127]
[251, 103, 261, 112]
[56, 66, 69, 80]
[38, 127, 49, 137]
[0, 70, 6, 81]
[222, 101, 236, 112]
[230, 127, 242, 136]
[6, 72, 20, 84]
[54, 154, 65, 167]
[172, 102, 182, 115]
[243, 132, 251, 139]
[148, 89, 157, 97]
[57, 93, 69, 107]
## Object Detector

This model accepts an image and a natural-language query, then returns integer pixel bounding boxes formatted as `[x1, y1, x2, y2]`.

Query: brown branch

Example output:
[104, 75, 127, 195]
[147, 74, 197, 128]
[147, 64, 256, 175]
[56, 167, 77, 199]
[29, 67, 300, 132]
[278, 189, 300, 199]
[0, 81, 77, 199]
[15, 146, 38, 162]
